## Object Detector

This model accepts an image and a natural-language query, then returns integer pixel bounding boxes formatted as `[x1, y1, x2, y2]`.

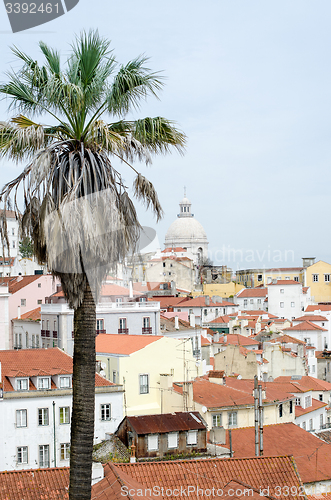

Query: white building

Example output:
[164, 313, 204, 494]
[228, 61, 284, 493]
[172, 296, 238, 327]
[235, 287, 267, 311]
[267, 280, 311, 320]
[0, 348, 124, 471]
[41, 300, 161, 356]
[164, 194, 208, 266]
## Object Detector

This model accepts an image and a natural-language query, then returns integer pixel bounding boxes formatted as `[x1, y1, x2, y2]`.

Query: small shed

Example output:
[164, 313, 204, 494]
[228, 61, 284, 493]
[115, 412, 207, 458]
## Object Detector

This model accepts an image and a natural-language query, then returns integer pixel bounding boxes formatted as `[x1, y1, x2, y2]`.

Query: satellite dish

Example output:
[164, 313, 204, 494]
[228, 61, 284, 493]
[201, 406, 207, 413]
[237, 375, 242, 380]
[195, 361, 201, 367]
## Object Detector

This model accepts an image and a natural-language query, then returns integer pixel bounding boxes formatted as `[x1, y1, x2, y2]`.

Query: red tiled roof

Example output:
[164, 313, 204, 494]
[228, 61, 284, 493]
[152, 297, 187, 309]
[224, 422, 331, 484]
[269, 334, 306, 345]
[133, 282, 164, 292]
[96, 334, 163, 355]
[273, 376, 331, 391]
[240, 310, 278, 318]
[209, 315, 231, 324]
[222, 334, 259, 346]
[177, 296, 237, 308]
[0, 348, 113, 391]
[268, 280, 301, 285]
[13, 306, 41, 321]
[223, 378, 294, 403]
[306, 305, 331, 312]
[284, 320, 327, 332]
[124, 412, 206, 434]
[114, 456, 304, 500]
[162, 247, 187, 253]
[237, 288, 267, 298]
[0, 467, 69, 499]
[294, 398, 327, 417]
[294, 315, 328, 322]
[0, 274, 42, 294]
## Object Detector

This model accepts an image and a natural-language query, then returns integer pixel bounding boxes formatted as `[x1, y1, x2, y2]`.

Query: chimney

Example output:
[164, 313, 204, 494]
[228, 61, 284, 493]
[205, 296, 210, 306]
[175, 316, 179, 329]
[91, 462, 104, 486]
[17, 306, 21, 319]
[129, 280, 133, 299]
[189, 314, 195, 328]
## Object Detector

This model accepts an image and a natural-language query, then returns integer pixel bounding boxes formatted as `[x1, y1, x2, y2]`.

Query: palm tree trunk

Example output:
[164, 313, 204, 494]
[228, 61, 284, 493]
[69, 280, 96, 500]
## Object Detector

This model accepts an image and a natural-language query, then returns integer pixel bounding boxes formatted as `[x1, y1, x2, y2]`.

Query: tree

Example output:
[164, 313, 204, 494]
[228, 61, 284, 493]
[18, 236, 34, 258]
[0, 31, 186, 500]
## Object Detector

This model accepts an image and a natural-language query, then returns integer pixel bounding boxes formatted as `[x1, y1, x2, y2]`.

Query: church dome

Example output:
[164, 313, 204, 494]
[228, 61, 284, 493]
[164, 193, 208, 263]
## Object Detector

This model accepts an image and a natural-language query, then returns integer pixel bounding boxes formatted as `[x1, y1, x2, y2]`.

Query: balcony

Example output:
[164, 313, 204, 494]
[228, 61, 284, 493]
[41, 330, 50, 338]
[118, 328, 129, 334]
[53, 331, 58, 339]
[142, 327, 152, 334]
[96, 329, 106, 336]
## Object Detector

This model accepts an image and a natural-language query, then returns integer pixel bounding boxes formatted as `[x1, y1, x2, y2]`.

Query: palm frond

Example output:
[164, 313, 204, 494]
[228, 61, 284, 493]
[133, 117, 186, 154]
[39, 41, 61, 75]
[107, 56, 163, 116]
[0, 120, 48, 161]
[133, 173, 163, 221]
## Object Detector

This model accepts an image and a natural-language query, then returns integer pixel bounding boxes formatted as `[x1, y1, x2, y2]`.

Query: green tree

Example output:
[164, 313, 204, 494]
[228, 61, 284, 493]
[0, 31, 185, 500]
[18, 236, 34, 258]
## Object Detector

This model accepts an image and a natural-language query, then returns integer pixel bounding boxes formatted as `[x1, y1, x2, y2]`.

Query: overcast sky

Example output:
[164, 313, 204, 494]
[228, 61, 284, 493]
[0, 0, 330, 271]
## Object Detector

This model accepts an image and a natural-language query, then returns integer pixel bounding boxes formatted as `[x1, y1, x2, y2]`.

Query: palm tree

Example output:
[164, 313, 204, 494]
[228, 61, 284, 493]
[0, 31, 186, 500]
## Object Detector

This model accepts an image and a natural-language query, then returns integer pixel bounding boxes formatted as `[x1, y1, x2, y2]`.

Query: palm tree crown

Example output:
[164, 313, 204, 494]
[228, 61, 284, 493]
[0, 30, 186, 306]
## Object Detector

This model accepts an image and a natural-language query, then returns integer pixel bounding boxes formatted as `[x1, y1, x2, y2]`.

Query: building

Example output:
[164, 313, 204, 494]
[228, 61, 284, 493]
[235, 287, 267, 311]
[0, 210, 19, 258]
[224, 422, 331, 493]
[0, 348, 124, 471]
[172, 295, 238, 326]
[0, 275, 59, 350]
[304, 260, 331, 303]
[267, 280, 310, 319]
[145, 254, 195, 292]
[164, 194, 208, 266]
[96, 334, 202, 415]
[115, 412, 207, 458]
[236, 266, 305, 288]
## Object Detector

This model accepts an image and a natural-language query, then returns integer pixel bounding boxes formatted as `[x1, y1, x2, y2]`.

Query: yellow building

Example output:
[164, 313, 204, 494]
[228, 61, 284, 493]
[192, 282, 245, 299]
[236, 267, 305, 288]
[305, 260, 331, 303]
[96, 334, 202, 416]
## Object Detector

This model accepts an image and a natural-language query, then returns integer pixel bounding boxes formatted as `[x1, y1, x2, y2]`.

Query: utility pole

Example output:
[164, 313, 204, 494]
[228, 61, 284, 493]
[258, 384, 264, 456]
[254, 375, 259, 457]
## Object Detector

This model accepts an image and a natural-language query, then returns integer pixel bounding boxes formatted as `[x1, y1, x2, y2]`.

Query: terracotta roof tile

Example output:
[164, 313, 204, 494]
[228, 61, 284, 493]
[0, 467, 69, 499]
[273, 376, 331, 391]
[162, 247, 187, 253]
[114, 456, 304, 500]
[13, 306, 41, 321]
[268, 280, 301, 285]
[0, 348, 113, 391]
[306, 305, 331, 312]
[294, 398, 327, 416]
[96, 334, 163, 355]
[224, 422, 331, 484]
[0, 274, 42, 294]
[237, 288, 267, 298]
[284, 320, 328, 332]
[124, 412, 206, 434]
[294, 315, 328, 322]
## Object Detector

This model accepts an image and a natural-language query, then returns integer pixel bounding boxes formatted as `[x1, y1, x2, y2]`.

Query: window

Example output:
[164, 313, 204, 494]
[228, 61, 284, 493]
[38, 283, 41, 288]
[280, 302, 284, 308]
[325, 274, 330, 282]
[319, 394, 323, 402]
[60, 443, 70, 460]
[291, 302, 295, 307]
[12, 240, 15, 248]
[16, 409, 27, 427]
[305, 395, 311, 407]
[212, 414, 222, 427]
[119, 318, 127, 330]
[16, 378, 28, 391]
[228, 411, 237, 427]
[112, 371, 117, 383]
[257, 299, 261, 304]
[295, 397, 301, 406]
[313, 274, 319, 282]
[96, 319, 104, 331]
[37, 299, 42, 305]
[38, 408, 49, 426]
[21, 299, 26, 306]
[163, 262, 166, 268]
[147, 434, 158, 451]
[250, 299, 253, 304]
[309, 419, 313, 430]
[257, 274, 262, 282]
[294, 276, 299, 282]
[285, 277, 290, 280]
[12, 228, 15, 235]
[167, 432, 178, 449]
[279, 404, 283, 418]
[289, 401, 293, 414]
[101, 404, 111, 421]
[244, 299, 248, 306]
[17, 446, 28, 464]
[59, 407, 70, 424]
[60, 376, 71, 388]
[38, 377, 50, 390]
[320, 414, 324, 429]
[139, 374, 149, 394]
[302, 421, 306, 430]
[204, 309, 207, 316]
[115, 297, 123, 304]
[189, 309, 194, 315]
[39, 445, 50, 467]
[143, 317, 150, 329]
[280, 289, 284, 294]
[187, 430, 198, 445]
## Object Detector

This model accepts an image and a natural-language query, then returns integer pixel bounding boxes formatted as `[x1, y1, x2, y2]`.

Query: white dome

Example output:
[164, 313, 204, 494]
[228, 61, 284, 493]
[165, 217, 207, 244]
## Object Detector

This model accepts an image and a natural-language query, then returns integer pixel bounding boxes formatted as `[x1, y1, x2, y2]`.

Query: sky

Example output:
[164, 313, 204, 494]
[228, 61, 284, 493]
[0, 0, 330, 272]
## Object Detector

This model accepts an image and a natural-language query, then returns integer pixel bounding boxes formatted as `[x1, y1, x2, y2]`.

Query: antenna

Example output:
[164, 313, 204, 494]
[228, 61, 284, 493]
[184, 186, 186, 197]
